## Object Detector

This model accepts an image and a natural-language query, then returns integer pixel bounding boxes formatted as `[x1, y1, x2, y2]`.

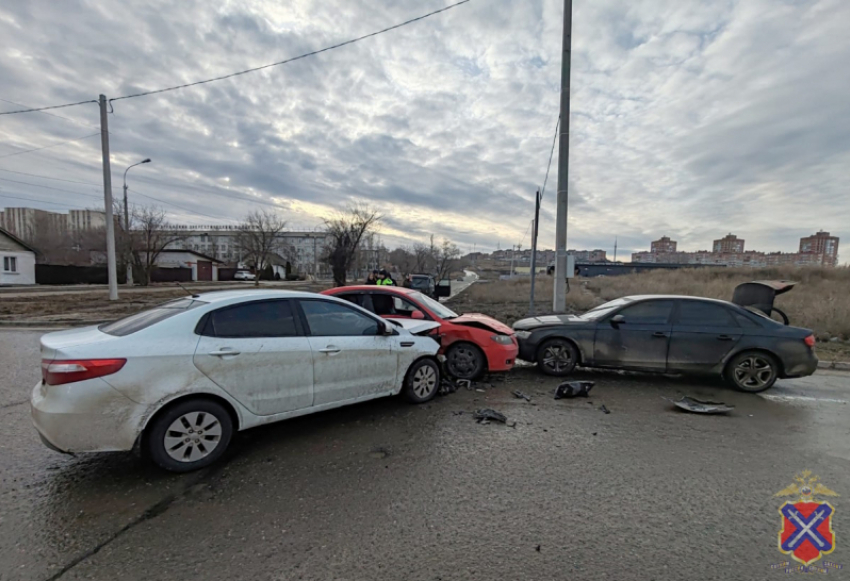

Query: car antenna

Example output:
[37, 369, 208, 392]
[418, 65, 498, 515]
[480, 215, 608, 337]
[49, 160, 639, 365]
[175, 282, 200, 298]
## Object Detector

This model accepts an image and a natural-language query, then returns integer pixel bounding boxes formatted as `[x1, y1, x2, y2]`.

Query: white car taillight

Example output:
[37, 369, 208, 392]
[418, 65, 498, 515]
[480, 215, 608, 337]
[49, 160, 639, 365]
[41, 359, 127, 386]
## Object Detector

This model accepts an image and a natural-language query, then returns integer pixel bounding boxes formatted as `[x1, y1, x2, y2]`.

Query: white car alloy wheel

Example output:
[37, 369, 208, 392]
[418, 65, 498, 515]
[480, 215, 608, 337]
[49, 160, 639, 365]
[147, 399, 233, 472]
[411, 364, 438, 399]
[164, 411, 223, 463]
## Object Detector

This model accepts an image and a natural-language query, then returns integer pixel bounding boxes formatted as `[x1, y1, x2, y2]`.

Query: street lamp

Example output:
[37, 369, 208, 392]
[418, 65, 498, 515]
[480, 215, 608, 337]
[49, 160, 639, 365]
[123, 158, 151, 285]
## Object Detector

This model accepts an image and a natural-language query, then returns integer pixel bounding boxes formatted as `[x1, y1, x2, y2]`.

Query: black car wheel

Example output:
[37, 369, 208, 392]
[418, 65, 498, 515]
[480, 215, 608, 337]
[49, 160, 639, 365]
[402, 358, 441, 403]
[146, 398, 233, 472]
[727, 351, 779, 393]
[445, 342, 485, 380]
[537, 338, 579, 377]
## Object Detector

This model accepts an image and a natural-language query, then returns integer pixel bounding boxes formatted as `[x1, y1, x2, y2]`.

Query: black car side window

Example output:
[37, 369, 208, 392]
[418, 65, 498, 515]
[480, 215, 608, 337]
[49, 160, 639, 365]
[616, 301, 674, 324]
[676, 301, 737, 327]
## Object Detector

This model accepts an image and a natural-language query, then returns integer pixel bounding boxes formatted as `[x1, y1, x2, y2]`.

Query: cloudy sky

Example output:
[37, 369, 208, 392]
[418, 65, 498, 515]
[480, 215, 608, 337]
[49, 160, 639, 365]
[1, 0, 848, 259]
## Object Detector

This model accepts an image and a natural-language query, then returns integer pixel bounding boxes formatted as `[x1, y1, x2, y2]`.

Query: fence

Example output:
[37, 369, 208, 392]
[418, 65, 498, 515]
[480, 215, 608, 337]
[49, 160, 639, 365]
[36, 264, 126, 285]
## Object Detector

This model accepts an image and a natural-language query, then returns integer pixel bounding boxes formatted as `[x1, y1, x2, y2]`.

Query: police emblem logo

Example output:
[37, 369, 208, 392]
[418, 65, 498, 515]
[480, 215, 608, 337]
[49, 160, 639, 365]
[774, 470, 840, 570]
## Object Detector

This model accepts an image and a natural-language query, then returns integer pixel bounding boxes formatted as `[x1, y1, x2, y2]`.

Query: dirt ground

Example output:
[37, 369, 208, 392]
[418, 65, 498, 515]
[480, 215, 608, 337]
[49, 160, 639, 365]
[0, 281, 329, 326]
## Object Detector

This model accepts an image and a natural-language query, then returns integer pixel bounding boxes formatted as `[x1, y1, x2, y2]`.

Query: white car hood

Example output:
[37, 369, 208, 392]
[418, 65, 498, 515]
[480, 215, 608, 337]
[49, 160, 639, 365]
[390, 319, 441, 335]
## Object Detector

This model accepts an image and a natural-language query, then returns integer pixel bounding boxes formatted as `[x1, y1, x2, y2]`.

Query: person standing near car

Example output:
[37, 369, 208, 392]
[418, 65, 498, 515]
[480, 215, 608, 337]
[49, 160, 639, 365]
[378, 269, 396, 286]
[366, 270, 378, 285]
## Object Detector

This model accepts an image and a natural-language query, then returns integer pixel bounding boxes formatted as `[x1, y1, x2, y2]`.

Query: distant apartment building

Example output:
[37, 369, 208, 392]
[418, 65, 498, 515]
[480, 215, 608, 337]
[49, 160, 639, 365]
[650, 236, 677, 254]
[799, 231, 839, 267]
[68, 209, 106, 232]
[569, 249, 608, 262]
[632, 231, 840, 267]
[0, 207, 66, 240]
[165, 225, 330, 275]
[713, 234, 745, 254]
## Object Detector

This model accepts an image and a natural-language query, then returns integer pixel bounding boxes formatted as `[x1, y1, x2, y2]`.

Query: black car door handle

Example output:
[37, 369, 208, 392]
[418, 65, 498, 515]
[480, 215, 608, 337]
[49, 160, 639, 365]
[716, 335, 734, 341]
[652, 332, 668, 338]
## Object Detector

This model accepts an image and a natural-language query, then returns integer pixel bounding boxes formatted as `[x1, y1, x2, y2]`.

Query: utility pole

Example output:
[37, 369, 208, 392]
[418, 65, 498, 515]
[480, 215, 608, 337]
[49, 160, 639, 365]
[529, 190, 541, 315]
[614, 236, 618, 262]
[553, 0, 573, 312]
[99, 95, 119, 301]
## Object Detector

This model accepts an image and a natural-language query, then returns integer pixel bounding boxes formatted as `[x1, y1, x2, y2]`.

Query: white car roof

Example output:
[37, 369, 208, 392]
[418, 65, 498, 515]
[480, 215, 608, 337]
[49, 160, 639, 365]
[192, 290, 324, 303]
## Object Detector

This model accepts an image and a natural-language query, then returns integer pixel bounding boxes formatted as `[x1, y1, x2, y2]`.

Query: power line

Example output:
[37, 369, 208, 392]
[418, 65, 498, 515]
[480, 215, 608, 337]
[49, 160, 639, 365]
[0, 132, 100, 159]
[0, 167, 101, 186]
[0, 192, 91, 209]
[0, 99, 98, 116]
[0, 176, 102, 199]
[111, 0, 470, 102]
[128, 187, 237, 222]
[0, 97, 103, 131]
[0, 1, 471, 115]
[539, 115, 560, 203]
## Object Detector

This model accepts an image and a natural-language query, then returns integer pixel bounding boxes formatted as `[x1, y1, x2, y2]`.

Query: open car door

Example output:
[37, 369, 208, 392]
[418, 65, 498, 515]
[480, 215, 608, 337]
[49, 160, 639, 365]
[435, 279, 451, 298]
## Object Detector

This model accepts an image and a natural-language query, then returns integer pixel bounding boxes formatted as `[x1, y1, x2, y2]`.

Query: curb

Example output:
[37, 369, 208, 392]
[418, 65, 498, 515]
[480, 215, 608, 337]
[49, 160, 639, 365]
[818, 361, 850, 372]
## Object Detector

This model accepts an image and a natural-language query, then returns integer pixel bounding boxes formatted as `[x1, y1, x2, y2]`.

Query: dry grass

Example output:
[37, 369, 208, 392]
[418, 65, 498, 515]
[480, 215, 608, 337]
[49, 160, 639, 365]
[451, 267, 850, 342]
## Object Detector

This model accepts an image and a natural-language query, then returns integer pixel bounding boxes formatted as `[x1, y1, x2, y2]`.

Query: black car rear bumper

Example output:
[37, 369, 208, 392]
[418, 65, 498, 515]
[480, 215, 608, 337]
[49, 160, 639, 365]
[782, 354, 819, 378]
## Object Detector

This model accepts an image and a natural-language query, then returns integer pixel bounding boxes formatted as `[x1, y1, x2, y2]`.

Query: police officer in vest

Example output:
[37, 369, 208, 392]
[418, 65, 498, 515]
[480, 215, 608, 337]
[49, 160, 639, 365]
[377, 269, 396, 286]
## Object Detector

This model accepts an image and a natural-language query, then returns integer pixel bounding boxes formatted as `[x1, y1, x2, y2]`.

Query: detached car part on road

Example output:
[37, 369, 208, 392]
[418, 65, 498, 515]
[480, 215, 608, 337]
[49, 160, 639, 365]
[32, 291, 441, 472]
[321, 285, 517, 380]
[513, 290, 817, 393]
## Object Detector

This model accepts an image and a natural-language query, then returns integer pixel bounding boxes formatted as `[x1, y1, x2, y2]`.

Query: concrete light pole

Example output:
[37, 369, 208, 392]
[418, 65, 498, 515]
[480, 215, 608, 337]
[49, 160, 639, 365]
[122, 158, 151, 286]
[553, 0, 573, 311]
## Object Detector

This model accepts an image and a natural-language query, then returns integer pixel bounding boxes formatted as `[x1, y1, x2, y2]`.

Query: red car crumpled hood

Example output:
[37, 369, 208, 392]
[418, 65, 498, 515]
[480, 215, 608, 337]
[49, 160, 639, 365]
[451, 313, 514, 335]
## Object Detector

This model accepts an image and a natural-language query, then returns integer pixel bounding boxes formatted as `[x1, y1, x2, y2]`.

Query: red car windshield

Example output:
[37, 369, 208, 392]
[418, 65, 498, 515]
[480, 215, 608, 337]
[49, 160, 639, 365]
[409, 291, 458, 319]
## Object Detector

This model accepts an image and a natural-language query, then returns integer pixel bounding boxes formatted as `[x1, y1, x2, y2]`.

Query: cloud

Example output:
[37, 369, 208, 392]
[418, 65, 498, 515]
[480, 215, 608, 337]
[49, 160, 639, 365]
[0, 0, 847, 261]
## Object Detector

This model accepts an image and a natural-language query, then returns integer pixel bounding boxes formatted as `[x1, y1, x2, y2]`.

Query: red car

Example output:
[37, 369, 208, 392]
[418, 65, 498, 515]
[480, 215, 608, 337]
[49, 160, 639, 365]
[321, 286, 518, 380]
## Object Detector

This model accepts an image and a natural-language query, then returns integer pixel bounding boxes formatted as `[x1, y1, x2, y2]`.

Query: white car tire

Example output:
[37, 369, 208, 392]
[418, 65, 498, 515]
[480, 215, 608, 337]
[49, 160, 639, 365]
[146, 399, 233, 472]
[402, 358, 441, 404]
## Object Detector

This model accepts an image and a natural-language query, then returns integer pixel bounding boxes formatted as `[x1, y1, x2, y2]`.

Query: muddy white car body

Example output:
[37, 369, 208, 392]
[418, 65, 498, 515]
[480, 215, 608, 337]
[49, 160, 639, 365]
[31, 290, 441, 471]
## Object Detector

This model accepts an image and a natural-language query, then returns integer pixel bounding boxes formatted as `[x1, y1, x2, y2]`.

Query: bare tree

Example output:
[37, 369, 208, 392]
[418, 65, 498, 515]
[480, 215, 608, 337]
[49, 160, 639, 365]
[388, 246, 417, 277]
[412, 243, 433, 274]
[235, 209, 288, 286]
[129, 205, 186, 286]
[323, 205, 381, 286]
[433, 238, 462, 284]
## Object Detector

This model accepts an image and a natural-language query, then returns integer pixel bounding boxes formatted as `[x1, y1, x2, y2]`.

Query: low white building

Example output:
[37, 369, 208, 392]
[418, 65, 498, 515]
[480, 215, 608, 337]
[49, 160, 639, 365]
[151, 249, 224, 281]
[0, 227, 37, 285]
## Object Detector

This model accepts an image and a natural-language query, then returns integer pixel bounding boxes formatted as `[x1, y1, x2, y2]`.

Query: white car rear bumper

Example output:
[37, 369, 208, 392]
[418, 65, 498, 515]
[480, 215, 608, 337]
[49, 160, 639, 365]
[30, 379, 147, 453]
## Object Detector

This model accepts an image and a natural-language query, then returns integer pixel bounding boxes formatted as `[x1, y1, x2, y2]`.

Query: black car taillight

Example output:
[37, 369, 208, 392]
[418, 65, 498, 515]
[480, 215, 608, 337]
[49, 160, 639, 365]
[804, 335, 816, 348]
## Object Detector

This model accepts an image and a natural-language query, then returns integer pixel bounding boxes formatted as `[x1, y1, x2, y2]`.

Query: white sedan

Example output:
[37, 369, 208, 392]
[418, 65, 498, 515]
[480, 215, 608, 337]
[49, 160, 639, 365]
[233, 270, 256, 281]
[31, 290, 442, 472]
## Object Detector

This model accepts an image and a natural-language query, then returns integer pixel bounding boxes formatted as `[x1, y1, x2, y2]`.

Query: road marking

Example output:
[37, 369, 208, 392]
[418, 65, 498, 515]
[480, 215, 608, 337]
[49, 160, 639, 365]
[760, 394, 848, 404]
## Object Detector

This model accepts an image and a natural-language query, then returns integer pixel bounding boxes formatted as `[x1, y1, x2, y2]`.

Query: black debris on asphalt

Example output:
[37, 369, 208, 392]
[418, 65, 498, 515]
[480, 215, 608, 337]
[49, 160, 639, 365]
[554, 381, 595, 399]
[512, 390, 532, 402]
[438, 378, 458, 396]
[473, 409, 508, 424]
[599, 404, 611, 414]
[663, 396, 735, 414]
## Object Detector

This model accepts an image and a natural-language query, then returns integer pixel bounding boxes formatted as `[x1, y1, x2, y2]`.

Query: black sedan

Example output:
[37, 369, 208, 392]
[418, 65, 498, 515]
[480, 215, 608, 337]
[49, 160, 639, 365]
[512, 295, 818, 392]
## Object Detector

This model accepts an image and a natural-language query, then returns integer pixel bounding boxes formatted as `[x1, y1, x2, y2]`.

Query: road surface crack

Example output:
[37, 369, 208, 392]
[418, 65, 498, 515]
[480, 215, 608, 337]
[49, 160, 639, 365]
[43, 461, 229, 581]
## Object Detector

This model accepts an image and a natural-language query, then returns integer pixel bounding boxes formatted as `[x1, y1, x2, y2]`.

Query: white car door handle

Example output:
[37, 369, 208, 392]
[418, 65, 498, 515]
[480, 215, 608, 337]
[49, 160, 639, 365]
[209, 349, 241, 357]
[319, 346, 341, 354]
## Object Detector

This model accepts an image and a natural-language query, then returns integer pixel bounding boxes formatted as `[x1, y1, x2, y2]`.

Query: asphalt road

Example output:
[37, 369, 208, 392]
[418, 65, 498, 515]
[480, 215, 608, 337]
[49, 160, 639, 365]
[1, 328, 849, 581]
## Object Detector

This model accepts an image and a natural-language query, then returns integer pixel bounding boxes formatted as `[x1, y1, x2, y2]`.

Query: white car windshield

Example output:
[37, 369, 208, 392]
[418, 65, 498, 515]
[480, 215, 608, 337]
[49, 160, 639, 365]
[581, 297, 633, 320]
[410, 291, 458, 319]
